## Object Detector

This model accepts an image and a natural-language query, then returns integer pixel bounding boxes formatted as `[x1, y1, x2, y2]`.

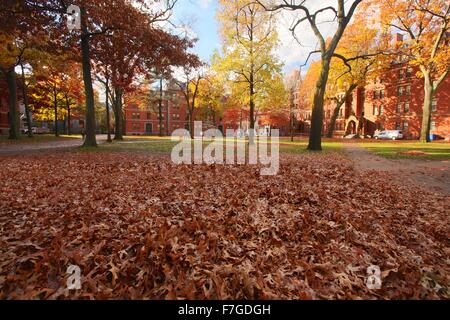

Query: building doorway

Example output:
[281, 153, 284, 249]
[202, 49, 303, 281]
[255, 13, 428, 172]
[347, 120, 357, 135]
[145, 123, 153, 135]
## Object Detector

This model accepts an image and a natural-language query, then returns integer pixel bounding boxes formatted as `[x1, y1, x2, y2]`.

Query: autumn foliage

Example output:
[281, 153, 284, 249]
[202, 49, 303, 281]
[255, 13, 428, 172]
[0, 153, 448, 299]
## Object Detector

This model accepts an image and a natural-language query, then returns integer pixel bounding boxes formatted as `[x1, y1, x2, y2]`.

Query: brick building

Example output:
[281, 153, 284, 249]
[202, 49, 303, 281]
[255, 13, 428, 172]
[320, 61, 450, 139]
[125, 84, 190, 136]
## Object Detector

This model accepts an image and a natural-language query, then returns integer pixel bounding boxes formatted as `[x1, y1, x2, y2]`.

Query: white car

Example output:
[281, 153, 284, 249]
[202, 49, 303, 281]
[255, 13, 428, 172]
[21, 127, 37, 134]
[374, 130, 404, 140]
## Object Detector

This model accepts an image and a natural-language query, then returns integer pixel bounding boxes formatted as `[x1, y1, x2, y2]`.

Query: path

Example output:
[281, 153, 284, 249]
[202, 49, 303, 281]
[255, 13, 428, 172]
[0, 135, 108, 156]
[344, 143, 450, 194]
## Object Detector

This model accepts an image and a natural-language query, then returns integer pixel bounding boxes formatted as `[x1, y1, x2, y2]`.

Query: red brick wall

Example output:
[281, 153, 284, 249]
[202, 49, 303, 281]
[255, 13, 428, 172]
[365, 63, 450, 139]
[124, 91, 189, 135]
[322, 63, 450, 139]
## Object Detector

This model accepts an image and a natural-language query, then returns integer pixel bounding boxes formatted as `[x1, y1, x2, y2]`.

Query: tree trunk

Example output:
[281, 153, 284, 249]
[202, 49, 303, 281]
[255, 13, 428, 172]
[113, 87, 124, 140]
[326, 100, 344, 138]
[80, 7, 97, 147]
[66, 96, 71, 135]
[308, 58, 331, 151]
[249, 72, 255, 145]
[166, 102, 170, 136]
[53, 85, 59, 137]
[159, 77, 163, 137]
[121, 105, 126, 137]
[420, 74, 433, 143]
[6, 68, 20, 140]
[20, 64, 32, 138]
[289, 88, 294, 142]
[188, 109, 194, 139]
[105, 78, 112, 143]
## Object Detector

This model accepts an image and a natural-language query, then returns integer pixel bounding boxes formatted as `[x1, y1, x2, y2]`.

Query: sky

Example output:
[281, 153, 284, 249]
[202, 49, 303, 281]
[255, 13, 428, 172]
[170, 0, 339, 75]
[172, 0, 221, 63]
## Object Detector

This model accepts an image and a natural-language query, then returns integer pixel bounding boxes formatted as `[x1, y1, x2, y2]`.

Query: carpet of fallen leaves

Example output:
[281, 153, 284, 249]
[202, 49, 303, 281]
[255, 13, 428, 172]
[0, 152, 448, 300]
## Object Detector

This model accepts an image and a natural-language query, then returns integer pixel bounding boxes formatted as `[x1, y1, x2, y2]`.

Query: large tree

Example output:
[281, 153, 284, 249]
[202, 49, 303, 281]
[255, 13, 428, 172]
[0, 34, 25, 140]
[258, 0, 363, 150]
[15, 0, 179, 146]
[0, 2, 51, 139]
[92, 22, 199, 141]
[215, 0, 283, 144]
[325, 14, 389, 138]
[372, 0, 450, 142]
[174, 65, 205, 139]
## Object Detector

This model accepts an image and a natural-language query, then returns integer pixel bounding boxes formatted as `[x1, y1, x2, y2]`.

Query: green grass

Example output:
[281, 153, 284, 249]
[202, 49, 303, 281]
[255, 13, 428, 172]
[359, 140, 450, 160]
[77, 136, 343, 155]
[278, 138, 343, 154]
[0, 134, 81, 145]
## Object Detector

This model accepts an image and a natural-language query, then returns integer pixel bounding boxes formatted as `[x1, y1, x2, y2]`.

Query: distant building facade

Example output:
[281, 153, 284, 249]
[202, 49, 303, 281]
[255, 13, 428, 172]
[124, 84, 189, 136]
[295, 57, 450, 140]
[320, 62, 450, 139]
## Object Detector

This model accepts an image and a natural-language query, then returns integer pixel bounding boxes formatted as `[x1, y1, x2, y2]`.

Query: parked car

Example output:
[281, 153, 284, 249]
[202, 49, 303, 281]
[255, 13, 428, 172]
[21, 127, 51, 134]
[21, 127, 37, 134]
[430, 134, 445, 141]
[374, 130, 404, 140]
[35, 127, 50, 134]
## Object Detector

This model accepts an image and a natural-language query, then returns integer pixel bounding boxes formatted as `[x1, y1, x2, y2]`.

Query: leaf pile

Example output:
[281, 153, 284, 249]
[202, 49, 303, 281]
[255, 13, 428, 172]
[0, 152, 448, 299]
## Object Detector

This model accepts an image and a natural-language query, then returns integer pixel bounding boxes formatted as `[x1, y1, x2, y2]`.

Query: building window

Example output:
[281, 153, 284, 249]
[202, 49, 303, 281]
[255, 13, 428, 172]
[373, 105, 378, 116]
[403, 121, 409, 130]
[374, 90, 379, 100]
[132, 123, 140, 130]
[379, 105, 384, 115]
[380, 90, 385, 99]
[406, 67, 413, 77]
[132, 112, 140, 120]
[399, 69, 405, 80]
[395, 122, 401, 130]
[397, 103, 403, 113]
[404, 102, 410, 113]
[406, 85, 411, 95]
[432, 100, 437, 112]
[147, 112, 151, 119]
[397, 86, 404, 97]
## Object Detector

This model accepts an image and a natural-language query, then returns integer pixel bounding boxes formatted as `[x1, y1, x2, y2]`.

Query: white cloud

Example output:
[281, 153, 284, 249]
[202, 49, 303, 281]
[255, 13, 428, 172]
[198, 0, 212, 9]
[273, 0, 354, 73]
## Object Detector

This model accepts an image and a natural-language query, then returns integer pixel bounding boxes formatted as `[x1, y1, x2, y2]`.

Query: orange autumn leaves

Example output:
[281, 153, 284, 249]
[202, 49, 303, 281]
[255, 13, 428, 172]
[0, 152, 448, 299]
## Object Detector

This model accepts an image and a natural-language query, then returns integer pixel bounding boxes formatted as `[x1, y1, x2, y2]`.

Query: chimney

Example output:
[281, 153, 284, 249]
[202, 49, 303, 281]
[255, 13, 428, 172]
[396, 33, 404, 42]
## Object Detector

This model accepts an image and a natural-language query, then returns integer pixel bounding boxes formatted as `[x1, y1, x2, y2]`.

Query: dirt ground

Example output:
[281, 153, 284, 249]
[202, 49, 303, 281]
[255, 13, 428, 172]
[344, 143, 450, 195]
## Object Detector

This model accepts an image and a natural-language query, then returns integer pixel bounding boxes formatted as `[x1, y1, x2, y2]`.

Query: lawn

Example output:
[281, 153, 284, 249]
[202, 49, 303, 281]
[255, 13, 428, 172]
[359, 140, 450, 160]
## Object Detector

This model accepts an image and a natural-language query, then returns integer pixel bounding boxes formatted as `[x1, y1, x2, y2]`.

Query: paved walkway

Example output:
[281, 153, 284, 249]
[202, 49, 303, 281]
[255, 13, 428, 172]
[0, 135, 109, 156]
[344, 143, 450, 195]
